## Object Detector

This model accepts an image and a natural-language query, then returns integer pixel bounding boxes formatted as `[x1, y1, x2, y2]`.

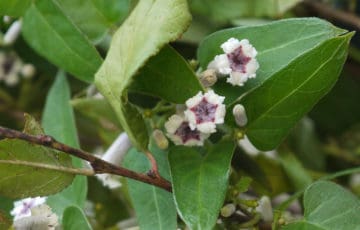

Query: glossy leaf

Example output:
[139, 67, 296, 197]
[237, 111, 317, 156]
[42, 72, 88, 219]
[95, 0, 191, 150]
[62, 206, 91, 230]
[56, 0, 128, 43]
[123, 144, 177, 230]
[0, 115, 74, 199]
[130, 45, 204, 103]
[197, 18, 346, 104]
[241, 33, 352, 150]
[22, 0, 103, 83]
[282, 181, 360, 230]
[169, 140, 235, 230]
[190, 0, 301, 25]
[0, 0, 31, 17]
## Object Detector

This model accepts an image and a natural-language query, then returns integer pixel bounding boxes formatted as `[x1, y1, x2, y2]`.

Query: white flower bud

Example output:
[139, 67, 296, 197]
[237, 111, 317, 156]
[220, 203, 236, 217]
[3, 20, 22, 45]
[4, 73, 19, 86]
[199, 69, 217, 88]
[21, 64, 36, 79]
[3, 16, 11, 24]
[232, 104, 248, 127]
[152, 129, 169, 150]
[256, 196, 273, 222]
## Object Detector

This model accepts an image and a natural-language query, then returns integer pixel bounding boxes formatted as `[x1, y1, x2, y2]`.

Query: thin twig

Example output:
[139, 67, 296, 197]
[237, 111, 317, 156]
[303, 0, 360, 31]
[0, 126, 172, 192]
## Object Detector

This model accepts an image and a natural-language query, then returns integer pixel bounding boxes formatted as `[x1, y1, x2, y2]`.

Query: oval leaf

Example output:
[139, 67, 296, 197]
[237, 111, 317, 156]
[282, 181, 360, 230]
[95, 0, 191, 150]
[197, 18, 346, 104]
[62, 206, 91, 230]
[241, 33, 353, 150]
[123, 144, 177, 230]
[130, 45, 204, 103]
[22, 0, 103, 83]
[169, 140, 235, 230]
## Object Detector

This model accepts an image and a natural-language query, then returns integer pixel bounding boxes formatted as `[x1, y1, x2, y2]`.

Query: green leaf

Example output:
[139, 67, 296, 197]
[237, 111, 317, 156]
[22, 0, 103, 83]
[169, 140, 235, 230]
[0, 0, 31, 17]
[56, 0, 128, 43]
[42, 72, 88, 219]
[123, 144, 177, 230]
[279, 151, 312, 191]
[197, 18, 346, 104]
[282, 181, 360, 230]
[241, 32, 353, 150]
[95, 0, 191, 150]
[62, 206, 91, 230]
[0, 116, 74, 199]
[130, 45, 204, 103]
[90, 0, 131, 24]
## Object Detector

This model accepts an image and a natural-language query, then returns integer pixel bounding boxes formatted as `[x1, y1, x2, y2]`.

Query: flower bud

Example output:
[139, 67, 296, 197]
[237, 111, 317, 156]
[3, 20, 22, 45]
[21, 64, 36, 79]
[199, 69, 217, 87]
[232, 104, 247, 127]
[3, 16, 11, 24]
[255, 196, 273, 222]
[152, 129, 169, 150]
[220, 203, 236, 217]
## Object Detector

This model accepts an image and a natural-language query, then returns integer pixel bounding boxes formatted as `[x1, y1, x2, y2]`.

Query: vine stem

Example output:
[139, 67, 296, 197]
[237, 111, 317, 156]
[0, 126, 172, 192]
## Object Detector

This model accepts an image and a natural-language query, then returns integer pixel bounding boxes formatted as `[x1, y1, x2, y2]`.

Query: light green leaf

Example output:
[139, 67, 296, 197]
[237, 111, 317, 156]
[22, 0, 103, 83]
[123, 143, 177, 230]
[241, 32, 353, 150]
[197, 18, 346, 104]
[62, 206, 91, 230]
[169, 140, 235, 230]
[0, 0, 31, 17]
[42, 72, 87, 219]
[95, 0, 191, 150]
[0, 115, 74, 199]
[56, 0, 129, 43]
[282, 181, 360, 230]
[190, 0, 301, 25]
[130, 45, 204, 103]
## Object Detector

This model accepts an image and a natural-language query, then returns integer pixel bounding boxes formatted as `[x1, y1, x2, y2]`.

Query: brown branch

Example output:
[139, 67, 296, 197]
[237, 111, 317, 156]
[303, 0, 360, 31]
[0, 126, 172, 192]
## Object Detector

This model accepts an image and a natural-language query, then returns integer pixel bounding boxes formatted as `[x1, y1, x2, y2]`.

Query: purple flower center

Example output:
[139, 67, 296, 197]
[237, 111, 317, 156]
[19, 200, 35, 215]
[190, 98, 218, 124]
[227, 46, 251, 73]
[174, 122, 200, 143]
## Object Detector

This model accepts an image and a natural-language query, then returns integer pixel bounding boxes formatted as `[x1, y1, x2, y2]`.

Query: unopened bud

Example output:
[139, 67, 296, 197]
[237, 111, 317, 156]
[3, 20, 22, 45]
[189, 59, 199, 70]
[102, 133, 132, 165]
[256, 196, 273, 222]
[3, 16, 11, 24]
[4, 74, 19, 86]
[153, 129, 169, 150]
[220, 203, 236, 217]
[21, 64, 36, 79]
[199, 69, 217, 88]
[233, 104, 247, 127]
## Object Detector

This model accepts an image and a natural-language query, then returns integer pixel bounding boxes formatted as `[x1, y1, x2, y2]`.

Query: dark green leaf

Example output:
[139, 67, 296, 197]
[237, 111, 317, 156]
[22, 0, 103, 83]
[62, 206, 91, 230]
[56, 0, 128, 43]
[282, 181, 360, 230]
[0, 0, 31, 17]
[197, 18, 346, 104]
[241, 33, 353, 150]
[169, 140, 235, 230]
[90, 0, 131, 24]
[130, 45, 204, 103]
[123, 144, 177, 230]
[42, 72, 87, 219]
[95, 0, 191, 150]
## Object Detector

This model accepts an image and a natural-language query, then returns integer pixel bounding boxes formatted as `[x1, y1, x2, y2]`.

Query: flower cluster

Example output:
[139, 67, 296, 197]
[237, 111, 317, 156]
[164, 37, 258, 146]
[165, 90, 225, 146]
[208, 38, 259, 86]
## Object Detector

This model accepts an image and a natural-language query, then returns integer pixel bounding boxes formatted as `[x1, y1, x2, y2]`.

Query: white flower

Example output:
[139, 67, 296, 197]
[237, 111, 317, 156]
[13, 204, 58, 230]
[184, 90, 226, 133]
[165, 114, 209, 146]
[3, 20, 22, 45]
[96, 132, 132, 189]
[232, 104, 248, 127]
[207, 38, 259, 86]
[255, 196, 273, 222]
[11, 197, 47, 221]
[0, 51, 23, 86]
